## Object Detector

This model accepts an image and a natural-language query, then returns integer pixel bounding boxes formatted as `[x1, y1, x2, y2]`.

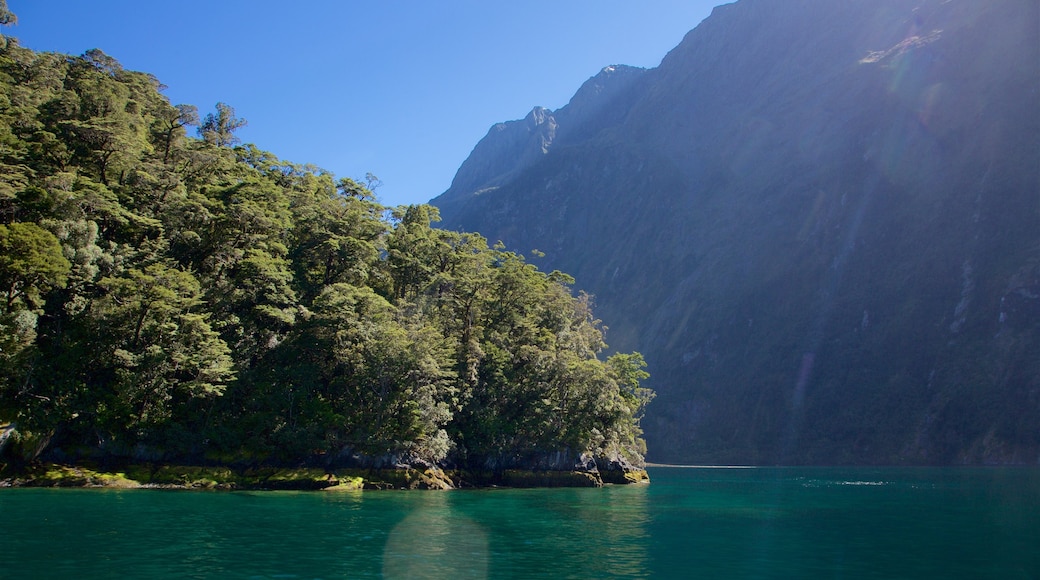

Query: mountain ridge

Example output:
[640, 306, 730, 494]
[443, 63, 648, 202]
[432, 0, 1040, 465]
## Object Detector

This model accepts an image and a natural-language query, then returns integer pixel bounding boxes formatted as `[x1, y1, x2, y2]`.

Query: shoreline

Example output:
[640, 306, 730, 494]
[0, 462, 650, 491]
[645, 463, 756, 469]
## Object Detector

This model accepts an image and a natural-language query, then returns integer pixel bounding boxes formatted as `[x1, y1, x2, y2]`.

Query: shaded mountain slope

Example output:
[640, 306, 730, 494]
[433, 0, 1040, 465]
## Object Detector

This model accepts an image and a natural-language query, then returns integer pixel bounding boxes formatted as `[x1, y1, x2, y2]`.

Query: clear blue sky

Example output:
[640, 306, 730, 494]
[7, 1, 723, 207]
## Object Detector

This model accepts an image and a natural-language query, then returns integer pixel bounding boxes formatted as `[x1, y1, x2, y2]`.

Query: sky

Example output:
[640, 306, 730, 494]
[6, 1, 723, 207]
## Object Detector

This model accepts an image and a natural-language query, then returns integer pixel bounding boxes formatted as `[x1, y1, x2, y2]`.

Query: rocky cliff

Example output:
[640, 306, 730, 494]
[441, 64, 648, 199]
[432, 0, 1040, 465]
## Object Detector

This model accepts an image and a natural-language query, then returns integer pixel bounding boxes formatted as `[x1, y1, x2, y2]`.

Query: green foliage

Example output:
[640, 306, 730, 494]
[199, 102, 246, 147]
[0, 37, 652, 468]
[0, 221, 69, 312]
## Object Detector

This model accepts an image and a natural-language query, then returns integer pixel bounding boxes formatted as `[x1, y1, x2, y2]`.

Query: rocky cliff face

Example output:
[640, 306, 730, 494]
[441, 64, 648, 202]
[433, 0, 1040, 465]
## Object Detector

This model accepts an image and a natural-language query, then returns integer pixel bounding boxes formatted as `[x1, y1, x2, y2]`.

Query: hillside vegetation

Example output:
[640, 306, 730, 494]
[0, 25, 651, 472]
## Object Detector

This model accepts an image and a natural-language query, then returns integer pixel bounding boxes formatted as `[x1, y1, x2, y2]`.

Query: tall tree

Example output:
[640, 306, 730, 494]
[199, 102, 246, 147]
[154, 103, 198, 163]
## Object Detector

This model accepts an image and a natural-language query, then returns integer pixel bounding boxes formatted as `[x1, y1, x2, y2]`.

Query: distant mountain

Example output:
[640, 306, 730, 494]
[432, 0, 1040, 465]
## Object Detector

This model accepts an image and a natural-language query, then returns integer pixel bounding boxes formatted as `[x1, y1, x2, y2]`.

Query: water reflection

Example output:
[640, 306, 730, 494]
[382, 492, 488, 579]
[450, 484, 652, 578]
[378, 483, 652, 578]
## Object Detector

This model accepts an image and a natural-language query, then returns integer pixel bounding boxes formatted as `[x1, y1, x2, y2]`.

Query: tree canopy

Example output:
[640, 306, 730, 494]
[0, 38, 652, 469]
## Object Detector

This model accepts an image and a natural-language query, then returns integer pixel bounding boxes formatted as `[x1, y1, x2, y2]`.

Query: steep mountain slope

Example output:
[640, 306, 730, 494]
[432, 0, 1040, 465]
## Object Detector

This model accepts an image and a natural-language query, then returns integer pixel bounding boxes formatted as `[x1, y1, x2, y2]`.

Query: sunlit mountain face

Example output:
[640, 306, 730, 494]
[433, 0, 1040, 465]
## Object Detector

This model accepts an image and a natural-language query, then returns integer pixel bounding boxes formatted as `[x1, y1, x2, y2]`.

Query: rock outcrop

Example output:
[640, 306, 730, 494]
[0, 460, 648, 490]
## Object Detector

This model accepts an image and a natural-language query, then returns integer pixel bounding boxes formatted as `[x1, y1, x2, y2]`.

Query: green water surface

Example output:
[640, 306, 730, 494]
[1, 467, 1036, 578]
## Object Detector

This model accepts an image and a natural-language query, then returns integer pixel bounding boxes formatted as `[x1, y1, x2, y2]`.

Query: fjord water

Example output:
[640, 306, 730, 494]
[1, 467, 1036, 578]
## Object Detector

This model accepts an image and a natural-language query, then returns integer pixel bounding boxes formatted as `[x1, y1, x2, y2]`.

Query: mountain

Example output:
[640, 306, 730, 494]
[432, 0, 1040, 465]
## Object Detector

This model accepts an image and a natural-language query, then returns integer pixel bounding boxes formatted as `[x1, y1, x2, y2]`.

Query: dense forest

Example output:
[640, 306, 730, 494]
[0, 14, 652, 473]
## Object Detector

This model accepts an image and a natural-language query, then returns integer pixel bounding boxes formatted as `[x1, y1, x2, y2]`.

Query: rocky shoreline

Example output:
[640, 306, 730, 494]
[0, 462, 649, 491]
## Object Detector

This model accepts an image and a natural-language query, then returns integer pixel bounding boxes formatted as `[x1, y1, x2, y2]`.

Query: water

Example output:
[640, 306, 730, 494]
[1, 467, 1037, 578]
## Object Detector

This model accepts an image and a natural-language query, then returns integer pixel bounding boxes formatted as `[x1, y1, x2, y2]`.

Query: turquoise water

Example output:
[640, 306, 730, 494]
[1, 467, 1037, 578]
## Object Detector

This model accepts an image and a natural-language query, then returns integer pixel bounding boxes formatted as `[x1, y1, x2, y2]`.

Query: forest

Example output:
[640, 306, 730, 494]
[0, 16, 652, 473]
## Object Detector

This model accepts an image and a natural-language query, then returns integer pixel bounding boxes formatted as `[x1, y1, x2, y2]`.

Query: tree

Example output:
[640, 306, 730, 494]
[385, 204, 445, 300]
[290, 178, 386, 298]
[0, 1, 16, 26]
[91, 263, 234, 438]
[57, 51, 153, 185]
[608, 352, 654, 419]
[199, 102, 247, 147]
[0, 224, 67, 414]
[155, 104, 198, 163]
[0, 222, 69, 313]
